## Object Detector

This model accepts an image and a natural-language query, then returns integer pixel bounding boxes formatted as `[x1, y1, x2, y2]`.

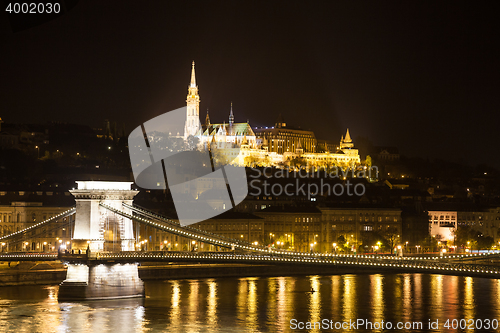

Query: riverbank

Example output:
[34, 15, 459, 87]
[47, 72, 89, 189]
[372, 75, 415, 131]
[0, 261, 66, 286]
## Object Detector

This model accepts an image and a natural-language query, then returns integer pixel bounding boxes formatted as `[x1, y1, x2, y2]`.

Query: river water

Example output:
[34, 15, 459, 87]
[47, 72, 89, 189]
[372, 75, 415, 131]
[1, 274, 500, 332]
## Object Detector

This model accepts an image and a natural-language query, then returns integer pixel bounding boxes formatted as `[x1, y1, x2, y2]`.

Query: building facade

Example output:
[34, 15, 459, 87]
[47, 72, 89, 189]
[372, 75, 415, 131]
[0, 190, 75, 252]
[428, 210, 457, 243]
[320, 206, 402, 253]
[184, 62, 360, 169]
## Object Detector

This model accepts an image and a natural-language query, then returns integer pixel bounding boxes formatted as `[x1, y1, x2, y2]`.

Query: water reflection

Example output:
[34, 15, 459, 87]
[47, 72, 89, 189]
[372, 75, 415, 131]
[342, 275, 356, 325]
[275, 276, 287, 330]
[169, 280, 181, 329]
[463, 276, 475, 320]
[402, 274, 412, 323]
[308, 276, 321, 333]
[206, 279, 217, 328]
[430, 274, 443, 320]
[188, 280, 199, 327]
[246, 278, 258, 331]
[370, 274, 384, 327]
[1, 274, 500, 332]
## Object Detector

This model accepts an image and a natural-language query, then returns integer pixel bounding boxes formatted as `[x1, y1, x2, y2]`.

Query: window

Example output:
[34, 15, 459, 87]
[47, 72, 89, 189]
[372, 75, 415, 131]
[363, 225, 373, 232]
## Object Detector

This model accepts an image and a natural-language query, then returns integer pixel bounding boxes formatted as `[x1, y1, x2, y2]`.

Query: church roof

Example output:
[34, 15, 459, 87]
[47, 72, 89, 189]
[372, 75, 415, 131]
[202, 122, 255, 136]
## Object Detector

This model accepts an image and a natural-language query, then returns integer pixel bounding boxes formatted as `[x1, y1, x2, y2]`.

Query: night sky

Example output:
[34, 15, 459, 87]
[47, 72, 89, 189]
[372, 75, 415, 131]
[1, 1, 499, 167]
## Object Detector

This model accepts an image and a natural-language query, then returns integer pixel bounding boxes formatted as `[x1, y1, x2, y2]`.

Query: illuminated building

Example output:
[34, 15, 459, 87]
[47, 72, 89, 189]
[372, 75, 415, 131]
[428, 210, 457, 243]
[184, 62, 360, 168]
[0, 190, 74, 251]
[253, 114, 317, 154]
[320, 206, 402, 253]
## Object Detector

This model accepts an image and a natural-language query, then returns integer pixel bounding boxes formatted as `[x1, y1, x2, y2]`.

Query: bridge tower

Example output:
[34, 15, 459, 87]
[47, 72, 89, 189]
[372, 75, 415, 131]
[70, 181, 138, 252]
[60, 181, 143, 300]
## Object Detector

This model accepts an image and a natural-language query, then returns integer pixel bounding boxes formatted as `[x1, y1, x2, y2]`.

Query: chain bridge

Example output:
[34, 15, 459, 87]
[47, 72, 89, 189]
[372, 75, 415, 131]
[1, 181, 500, 300]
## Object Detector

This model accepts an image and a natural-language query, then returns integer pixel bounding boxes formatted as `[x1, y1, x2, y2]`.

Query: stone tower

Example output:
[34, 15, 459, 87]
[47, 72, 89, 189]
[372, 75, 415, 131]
[185, 61, 201, 138]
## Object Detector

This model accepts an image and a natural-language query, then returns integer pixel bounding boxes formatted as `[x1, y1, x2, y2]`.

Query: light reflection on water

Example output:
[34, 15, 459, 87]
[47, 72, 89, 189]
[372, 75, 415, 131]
[0, 274, 500, 332]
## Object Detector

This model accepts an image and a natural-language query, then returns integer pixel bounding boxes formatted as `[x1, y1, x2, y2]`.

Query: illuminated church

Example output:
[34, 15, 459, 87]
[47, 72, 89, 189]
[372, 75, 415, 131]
[184, 62, 257, 151]
[184, 62, 360, 168]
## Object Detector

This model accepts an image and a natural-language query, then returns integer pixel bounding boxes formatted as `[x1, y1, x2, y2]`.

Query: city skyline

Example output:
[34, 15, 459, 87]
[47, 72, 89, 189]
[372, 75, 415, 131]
[2, 3, 500, 332]
[1, 1, 499, 168]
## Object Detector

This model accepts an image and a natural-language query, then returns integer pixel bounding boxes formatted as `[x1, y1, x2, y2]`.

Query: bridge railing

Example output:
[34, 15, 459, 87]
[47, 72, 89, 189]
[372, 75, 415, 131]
[0, 207, 76, 241]
[101, 203, 267, 253]
[125, 203, 260, 249]
[91, 251, 500, 276]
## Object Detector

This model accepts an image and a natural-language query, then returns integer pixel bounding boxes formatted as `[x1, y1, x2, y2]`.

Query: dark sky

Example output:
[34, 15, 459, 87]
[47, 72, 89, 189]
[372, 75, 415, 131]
[1, 1, 499, 167]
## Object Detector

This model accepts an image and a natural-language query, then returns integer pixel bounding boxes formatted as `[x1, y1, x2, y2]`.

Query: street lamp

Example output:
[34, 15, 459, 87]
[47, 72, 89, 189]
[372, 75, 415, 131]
[35, 145, 39, 158]
[332, 242, 337, 254]
[269, 233, 275, 246]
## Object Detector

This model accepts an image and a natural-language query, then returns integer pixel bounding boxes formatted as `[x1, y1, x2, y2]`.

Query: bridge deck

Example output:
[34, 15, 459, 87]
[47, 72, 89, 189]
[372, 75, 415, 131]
[2, 251, 500, 279]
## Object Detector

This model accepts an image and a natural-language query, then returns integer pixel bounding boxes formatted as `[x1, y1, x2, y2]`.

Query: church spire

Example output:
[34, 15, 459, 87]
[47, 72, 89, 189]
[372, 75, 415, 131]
[344, 128, 352, 143]
[205, 109, 211, 127]
[229, 102, 234, 127]
[190, 61, 196, 87]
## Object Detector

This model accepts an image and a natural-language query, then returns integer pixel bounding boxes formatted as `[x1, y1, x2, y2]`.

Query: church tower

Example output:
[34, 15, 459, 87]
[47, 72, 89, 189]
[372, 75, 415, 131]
[185, 61, 201, 138]
[339, 128, 354, 149]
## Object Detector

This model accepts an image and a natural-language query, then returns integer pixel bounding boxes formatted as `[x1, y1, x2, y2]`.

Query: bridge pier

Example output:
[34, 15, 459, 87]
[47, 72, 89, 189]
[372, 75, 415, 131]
[58, 262, 144, 300]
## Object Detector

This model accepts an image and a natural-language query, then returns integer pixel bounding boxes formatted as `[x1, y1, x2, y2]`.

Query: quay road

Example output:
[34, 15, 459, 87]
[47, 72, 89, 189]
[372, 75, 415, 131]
[1, 251, 500, 278]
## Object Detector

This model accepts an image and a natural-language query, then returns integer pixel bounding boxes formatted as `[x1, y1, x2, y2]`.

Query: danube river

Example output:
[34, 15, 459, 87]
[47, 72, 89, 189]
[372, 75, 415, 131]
[1, 274, 500, 332]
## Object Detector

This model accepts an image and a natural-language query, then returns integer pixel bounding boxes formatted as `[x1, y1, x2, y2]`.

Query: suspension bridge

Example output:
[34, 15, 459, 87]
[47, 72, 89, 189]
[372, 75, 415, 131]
[1, 180, 500, 300]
